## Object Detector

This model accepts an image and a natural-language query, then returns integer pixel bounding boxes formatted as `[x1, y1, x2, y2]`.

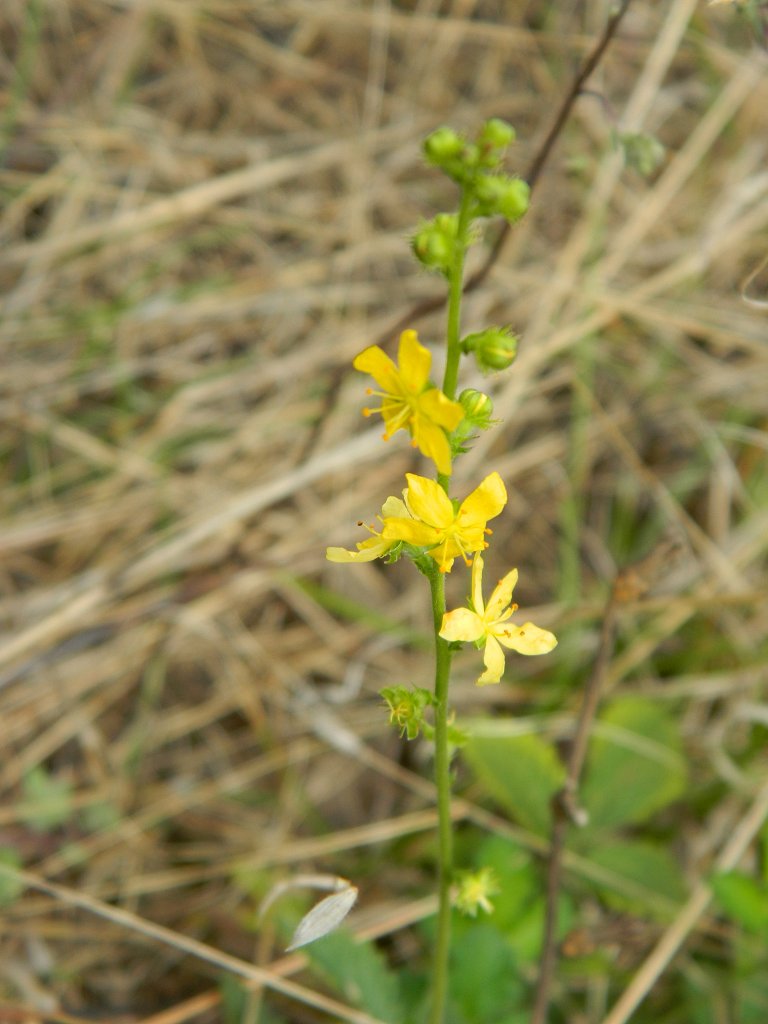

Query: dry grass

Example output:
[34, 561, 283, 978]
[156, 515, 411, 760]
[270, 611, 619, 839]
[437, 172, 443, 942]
[0, 1, 767, 1022]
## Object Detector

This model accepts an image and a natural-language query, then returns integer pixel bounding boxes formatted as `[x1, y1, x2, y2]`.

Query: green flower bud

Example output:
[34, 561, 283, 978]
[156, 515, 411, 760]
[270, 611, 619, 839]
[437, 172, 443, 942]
[423, 126, 465, 167]
[450, 389, 495, 456]
[478, 118, 516, 156]
[423, 128, 482, 184]
[497, 177, 530, 221]
[458, 388, 494, 430]
[461, 326, 519, 374]
[474, 174, 530, 222]
[411, 213, 459, 274]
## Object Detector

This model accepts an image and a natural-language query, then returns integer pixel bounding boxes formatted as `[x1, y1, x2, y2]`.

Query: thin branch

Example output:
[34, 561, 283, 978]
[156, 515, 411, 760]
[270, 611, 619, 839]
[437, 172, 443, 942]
[530, 589, 619, 1024]
[465, 0, 634, 297]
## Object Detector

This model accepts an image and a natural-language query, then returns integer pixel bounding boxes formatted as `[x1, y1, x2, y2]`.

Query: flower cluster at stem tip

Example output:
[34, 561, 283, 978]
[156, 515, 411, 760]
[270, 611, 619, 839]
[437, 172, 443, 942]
[326, 117, 557, 691]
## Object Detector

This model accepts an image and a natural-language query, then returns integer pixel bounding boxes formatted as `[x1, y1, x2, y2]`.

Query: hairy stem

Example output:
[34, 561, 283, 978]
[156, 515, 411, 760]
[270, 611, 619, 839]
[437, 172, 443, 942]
[442, 187, 473, 403]
[429, 185, 472, 1024]
[428, 569, 453, 1024]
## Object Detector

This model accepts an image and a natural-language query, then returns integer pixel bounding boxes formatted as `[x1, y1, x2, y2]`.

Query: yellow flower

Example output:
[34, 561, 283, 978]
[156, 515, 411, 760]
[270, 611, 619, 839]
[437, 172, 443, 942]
[439, 553, 557, 684]
[354, 329, 464, 476]
[326, 496, 408, 564]
[382, 472, 506, 573]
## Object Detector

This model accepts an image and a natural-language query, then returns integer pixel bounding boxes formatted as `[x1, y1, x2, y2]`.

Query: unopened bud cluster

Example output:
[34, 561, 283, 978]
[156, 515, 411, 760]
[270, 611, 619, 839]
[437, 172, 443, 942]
[420, 119, 530, 229]
[423, 119, 516, 185]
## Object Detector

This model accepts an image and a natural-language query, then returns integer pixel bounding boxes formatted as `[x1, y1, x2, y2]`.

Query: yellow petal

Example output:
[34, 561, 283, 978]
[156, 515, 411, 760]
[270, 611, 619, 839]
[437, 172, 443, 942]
[470, 553, 486, 616]
[403, 474, 454, 528]
[353, 345, 400, 393]
[419, 388, 465, 431]
[381, 495, 409, 518]
[427, 539, 456, 573]
[458, 472, 507, 529]
[477, 634, 506, 685]
[496, 622, 558, 655]
[382, 518, 440, 548]
[411, 416, 453, 476]
[326, 536, 390, 563]
[397, 329, 431, 392]
[485, 567, 518, 621]
[439, 607, 485, 642]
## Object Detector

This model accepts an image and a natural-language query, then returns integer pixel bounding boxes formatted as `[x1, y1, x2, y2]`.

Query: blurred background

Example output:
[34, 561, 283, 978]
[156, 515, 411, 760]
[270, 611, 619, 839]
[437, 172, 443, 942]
[1, 1, 767, 1022]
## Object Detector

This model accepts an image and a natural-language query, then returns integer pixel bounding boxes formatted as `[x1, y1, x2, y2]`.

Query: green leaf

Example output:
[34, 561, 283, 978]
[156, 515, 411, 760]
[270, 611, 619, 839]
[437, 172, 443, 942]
[581, 698, 687, 829]
[711, 871, 768, 936]
[463, 732, 565, 834]
[448, 923, 526, 1023]
[305, 930, 403, 1023]
[585, 839, 687, 915]
[20, 766, 73, 832]
[473, 835, 539, 926]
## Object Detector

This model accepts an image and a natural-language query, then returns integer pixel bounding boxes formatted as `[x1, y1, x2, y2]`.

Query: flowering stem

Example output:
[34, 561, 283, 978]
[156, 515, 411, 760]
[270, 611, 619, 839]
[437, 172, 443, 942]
[429, 186, 472, 1024]
[428, 567, 453, 1024]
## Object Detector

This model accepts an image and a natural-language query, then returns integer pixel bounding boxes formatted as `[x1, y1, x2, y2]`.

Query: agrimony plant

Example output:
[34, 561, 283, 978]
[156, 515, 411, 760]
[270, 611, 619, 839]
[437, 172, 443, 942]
[326, 119, 558, 1024]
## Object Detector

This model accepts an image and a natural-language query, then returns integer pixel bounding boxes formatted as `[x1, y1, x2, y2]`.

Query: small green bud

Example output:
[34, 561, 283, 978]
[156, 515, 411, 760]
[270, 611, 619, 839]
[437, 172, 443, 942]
[423, 128, 480, 184]
[423, 127, 465, 166]
[474, 174, 530, 222]
[497, 177, 530, 221]
[478, 118, 516, 154]
[411, 213, 459, 275]
[458, 388, 494, 430]
[461, 326, 519, 374]
[451, 389, 495, 456]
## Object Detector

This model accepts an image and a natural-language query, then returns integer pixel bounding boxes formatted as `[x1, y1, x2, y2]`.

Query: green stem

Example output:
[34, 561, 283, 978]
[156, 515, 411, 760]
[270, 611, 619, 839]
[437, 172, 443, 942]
[428, 568, 453, 1024]
[429, 185, 472, 1024]
[441, 188, 473, 402]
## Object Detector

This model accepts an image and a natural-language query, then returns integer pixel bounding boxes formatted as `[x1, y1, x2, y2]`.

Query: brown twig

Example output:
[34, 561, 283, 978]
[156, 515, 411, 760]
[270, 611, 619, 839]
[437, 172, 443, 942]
[464, 0, 634, 297]
[531, 536, 683, 1024]
[300, 0, 634, 464]
[530, 588, 619, 1024]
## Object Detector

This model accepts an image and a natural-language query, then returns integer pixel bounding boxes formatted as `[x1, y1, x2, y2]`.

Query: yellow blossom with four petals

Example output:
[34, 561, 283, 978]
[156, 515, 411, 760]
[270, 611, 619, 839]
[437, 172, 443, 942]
[354, 330, 464, 476]
[439, 553, 557, 684]
[326, 496, 409, 564]
[382, 472, 506, 573]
